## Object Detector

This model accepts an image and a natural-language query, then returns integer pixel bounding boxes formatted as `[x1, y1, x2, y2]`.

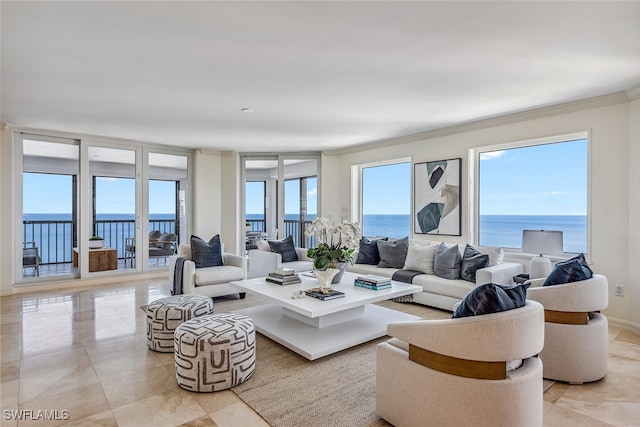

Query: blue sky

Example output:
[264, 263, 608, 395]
[479, 139, 587, 215]
[24, 139, 586, 217]
[23, 175, 176, 215]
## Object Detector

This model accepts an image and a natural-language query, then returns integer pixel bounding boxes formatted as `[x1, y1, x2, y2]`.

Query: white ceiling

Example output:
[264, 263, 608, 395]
[2, 1, 639, 153]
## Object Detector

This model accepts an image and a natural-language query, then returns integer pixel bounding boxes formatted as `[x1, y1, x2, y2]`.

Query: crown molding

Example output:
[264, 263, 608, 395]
[332, 91, 631, 156]
[627, 86, 640, 101]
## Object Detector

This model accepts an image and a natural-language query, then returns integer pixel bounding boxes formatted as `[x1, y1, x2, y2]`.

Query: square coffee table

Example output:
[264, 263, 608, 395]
[230, 271, 421, 360]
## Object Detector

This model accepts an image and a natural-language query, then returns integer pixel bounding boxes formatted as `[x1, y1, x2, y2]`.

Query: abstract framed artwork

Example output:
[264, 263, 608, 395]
[414, 158, 461, 236]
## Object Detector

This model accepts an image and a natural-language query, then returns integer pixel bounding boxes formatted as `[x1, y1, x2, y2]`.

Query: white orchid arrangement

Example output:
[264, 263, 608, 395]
[304, 217, 362, 269]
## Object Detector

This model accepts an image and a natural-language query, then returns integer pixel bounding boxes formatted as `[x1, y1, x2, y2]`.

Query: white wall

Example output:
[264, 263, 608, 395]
[0, 125, 15, 295]
[192, 150, 222, 245]
[628, 96, 640, 328]
[325, 100, 634, 326]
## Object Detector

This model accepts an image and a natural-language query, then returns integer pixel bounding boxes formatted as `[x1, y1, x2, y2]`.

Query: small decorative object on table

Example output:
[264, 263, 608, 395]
[513, 273, 530, 285]
[305, 216, 362, 290]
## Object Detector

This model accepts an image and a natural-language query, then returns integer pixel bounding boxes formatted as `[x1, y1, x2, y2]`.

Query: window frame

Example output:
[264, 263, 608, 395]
[470, 131, 591, 260]
[355, 157, 412, 238]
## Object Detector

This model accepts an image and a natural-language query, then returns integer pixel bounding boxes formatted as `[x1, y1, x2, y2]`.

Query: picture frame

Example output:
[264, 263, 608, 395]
[413, 158, 461, 236]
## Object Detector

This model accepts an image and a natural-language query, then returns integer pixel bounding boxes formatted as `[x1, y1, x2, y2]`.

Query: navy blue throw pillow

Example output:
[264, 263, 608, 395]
[452, 283, 530, 318]
[543, 253, 593, 286]
[356, 237, 388, 265]
[460, 244, 490, 282]
[190, 234, 223, 268]
[268, 235, 299, 263]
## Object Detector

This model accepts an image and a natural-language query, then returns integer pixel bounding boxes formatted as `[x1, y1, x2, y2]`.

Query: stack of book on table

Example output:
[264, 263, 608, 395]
[354, 274, 392, 290]
[304, 288, 345, 301]
[266, 267, 301, 285]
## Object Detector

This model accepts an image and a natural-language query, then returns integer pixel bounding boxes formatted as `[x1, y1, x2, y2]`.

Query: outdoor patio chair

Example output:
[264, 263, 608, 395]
[22, 241, 41, 277]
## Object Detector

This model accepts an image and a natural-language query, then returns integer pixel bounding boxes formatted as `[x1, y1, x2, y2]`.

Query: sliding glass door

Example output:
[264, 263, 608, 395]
[15, 132, 191, 283]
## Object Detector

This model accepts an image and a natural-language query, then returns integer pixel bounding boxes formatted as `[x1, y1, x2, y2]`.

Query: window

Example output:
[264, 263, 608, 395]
[477, 135, 588, 253]
[361, 161, 411, 238]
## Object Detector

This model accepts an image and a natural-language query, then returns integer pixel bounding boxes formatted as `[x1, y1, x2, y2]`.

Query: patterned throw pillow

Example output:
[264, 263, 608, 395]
[452, 283, 530, 318]
[543, 253, 593, 286]
[460, 244, 490, 282]
[190, 234, 223, 268]
[268, 235, 299, 263]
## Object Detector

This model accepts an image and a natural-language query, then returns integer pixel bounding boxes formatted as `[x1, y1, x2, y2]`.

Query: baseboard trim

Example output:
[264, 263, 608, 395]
[607, 316, 640, 335]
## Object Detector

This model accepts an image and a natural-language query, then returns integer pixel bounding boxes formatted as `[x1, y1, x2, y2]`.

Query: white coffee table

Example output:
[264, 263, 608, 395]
[229, 271, 421, 360]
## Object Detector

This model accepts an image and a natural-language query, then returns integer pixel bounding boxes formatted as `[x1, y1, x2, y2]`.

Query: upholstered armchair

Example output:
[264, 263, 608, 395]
[526, 274, 609, 383]
[169, 244, 247, 298]
[376, 300, 545, 427]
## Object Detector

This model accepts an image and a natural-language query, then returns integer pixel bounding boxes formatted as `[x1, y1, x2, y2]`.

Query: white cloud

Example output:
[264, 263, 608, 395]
[307, 187, 317, 197]
[479, 151, 506, 161]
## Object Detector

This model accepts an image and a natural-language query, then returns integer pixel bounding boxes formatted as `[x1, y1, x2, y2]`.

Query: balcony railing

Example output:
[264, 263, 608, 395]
[285, 219, 314, 248]
[22, 218, 177, 265]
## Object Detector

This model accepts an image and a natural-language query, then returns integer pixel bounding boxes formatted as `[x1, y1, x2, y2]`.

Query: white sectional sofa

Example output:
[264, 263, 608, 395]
[347, 261, 523, 311]
[248, 246, 314, 278]
[346, 239, 524, 311]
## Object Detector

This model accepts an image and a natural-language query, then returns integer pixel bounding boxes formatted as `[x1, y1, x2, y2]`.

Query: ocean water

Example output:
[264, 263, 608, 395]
[24, 213, 587, 264]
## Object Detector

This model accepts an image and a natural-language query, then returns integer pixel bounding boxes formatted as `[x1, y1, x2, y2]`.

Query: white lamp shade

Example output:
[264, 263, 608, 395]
[521, 230, 564, 256]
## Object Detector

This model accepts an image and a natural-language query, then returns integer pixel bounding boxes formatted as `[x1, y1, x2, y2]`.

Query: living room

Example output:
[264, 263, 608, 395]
[1, 1, 640, 426]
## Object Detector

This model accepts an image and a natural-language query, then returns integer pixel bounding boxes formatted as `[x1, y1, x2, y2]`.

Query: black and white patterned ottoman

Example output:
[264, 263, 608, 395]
[174, 313, 256, 392]
[146, 294, 214, 352]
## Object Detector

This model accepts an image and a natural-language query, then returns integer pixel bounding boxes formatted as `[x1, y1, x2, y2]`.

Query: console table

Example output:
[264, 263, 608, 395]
[72, 247, 117, 272]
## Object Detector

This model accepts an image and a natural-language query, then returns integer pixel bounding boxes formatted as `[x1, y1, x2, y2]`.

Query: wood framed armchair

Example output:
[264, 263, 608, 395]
[376, 301, 545, 427]
[22, 241, 41, 276]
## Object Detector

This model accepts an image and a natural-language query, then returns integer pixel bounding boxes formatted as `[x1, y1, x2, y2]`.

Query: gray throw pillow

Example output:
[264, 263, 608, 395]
[433, 243, 461, 280]
[356, 237, 388, 265]
[190, 234, 223, 268]
[268, 235, 299, 263]
[460, 244, 490, 282]
[377, 237, 409, 269]
[452, 283, 530, 318]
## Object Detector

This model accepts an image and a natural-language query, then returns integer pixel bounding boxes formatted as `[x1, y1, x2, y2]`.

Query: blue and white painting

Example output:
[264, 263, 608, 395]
[414, 158, 461, 236]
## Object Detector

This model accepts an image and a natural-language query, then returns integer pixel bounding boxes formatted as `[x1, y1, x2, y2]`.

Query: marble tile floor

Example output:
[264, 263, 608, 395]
[1, 279, 639, 427]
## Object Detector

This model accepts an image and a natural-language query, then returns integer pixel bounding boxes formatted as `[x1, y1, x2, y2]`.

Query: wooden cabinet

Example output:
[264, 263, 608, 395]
[72, 247, 117, 272]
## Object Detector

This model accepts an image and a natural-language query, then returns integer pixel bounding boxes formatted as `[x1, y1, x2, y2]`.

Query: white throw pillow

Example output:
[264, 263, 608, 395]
[403, 240, 437, 274]
[473, 245, 504, 266]
[256, 240, 271, 251]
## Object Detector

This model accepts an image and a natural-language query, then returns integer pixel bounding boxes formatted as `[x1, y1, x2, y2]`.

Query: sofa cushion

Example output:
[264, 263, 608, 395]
[460, 244, 490, 282]
[282, 260, 314, 273]
[543, 253, 593, 286]
[190, 234, 223, 268]
[377, 237, 409, 269]
[356, 237, 388, 265]
[433, 243, 461, 280]
[256, 240, 271, 251]
[452, 283, 530, 318]
[412, 274, 476, 299]
[403, 240, 437, 274]
[472, 245, 504, 266]
[346, 262, 398, 278]
[268, 235, 299, 263]
[194, 265, 244, 286]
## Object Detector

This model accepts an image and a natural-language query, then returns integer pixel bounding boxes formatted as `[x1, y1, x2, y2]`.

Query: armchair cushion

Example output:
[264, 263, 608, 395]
[377, 237, 409, 268]
[460, 244, 489, 282]
[190, 234, 223, 268]
[543, 253, 593, 286]
[433, 243, 461, 279]
[452, 283, 530, 318]
[268, 235, 298, 263]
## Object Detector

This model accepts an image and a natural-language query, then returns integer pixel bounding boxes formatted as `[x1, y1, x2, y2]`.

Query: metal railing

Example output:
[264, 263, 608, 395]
[284, 219, 314, 248]
[246, 219, 265, 232]
[22, 218, 177, 264]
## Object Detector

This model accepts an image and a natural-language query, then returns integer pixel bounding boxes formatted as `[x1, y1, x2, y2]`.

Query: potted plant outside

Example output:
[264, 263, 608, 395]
[89, 236, 104, 249]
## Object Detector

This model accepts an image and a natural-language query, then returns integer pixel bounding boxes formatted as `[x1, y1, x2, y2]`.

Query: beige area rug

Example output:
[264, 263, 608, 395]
[144, 295, 555, 426]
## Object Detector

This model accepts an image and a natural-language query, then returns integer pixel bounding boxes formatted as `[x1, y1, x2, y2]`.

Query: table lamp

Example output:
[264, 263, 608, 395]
[521, 230, 564, 279]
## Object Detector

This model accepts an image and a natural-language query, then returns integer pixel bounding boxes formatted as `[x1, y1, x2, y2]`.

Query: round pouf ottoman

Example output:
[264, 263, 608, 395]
[146, 294, 214, 352]
[174, 313, 256, 392]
